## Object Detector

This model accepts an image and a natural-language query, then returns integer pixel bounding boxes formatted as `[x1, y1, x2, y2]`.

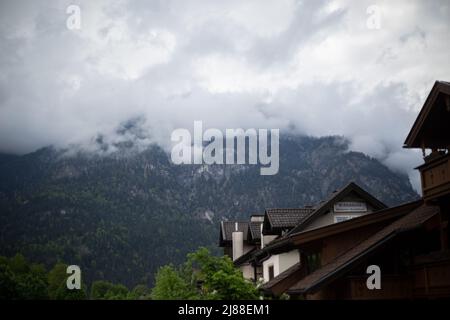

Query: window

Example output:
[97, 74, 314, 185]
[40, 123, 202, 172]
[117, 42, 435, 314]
[334, 201, 367, 212]
[306, 253, 321, 273]
[268, 265, 274, 281]
[334, 215, 359, 223]
[256, 267, 263, 281]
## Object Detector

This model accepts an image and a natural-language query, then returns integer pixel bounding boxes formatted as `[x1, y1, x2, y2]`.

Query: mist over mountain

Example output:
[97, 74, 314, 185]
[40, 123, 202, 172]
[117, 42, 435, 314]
[0, 135, 418, 287]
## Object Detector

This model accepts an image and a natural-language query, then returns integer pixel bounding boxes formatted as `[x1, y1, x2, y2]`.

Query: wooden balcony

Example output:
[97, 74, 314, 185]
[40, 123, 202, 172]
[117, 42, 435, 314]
[418, 152, 450, 201]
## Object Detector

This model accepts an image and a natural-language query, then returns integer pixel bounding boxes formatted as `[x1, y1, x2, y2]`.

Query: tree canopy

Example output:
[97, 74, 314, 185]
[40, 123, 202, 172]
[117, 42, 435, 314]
[151, 247, 259, 300]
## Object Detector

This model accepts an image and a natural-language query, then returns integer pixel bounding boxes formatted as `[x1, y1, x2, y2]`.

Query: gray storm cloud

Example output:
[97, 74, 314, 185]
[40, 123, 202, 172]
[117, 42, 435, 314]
[0, 0, 449, 191]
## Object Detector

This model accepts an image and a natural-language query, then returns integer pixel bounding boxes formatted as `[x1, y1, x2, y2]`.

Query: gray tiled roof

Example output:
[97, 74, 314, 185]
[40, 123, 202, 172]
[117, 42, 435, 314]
[221, 221, 249, 241]
[249, 221, 263, 240]
[266, 208, 314, 229]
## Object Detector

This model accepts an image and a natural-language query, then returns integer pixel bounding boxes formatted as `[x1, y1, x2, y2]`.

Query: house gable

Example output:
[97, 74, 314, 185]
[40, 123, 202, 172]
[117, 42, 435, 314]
[288, 182, 387, 234]
[404, 81, 450, 150]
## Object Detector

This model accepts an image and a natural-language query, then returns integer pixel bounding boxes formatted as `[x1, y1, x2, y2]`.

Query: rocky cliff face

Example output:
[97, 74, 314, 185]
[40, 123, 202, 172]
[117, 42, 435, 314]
[0, 135, 418, 286]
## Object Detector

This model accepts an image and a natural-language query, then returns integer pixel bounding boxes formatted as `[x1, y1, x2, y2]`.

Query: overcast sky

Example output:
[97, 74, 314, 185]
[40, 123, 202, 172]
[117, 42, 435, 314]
[0, 0, 449, 190]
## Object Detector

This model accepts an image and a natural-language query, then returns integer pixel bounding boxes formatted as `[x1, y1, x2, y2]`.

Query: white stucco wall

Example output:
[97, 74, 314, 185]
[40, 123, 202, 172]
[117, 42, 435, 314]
[278, 250, 300, 273]
[262, 235, 278, 248]
[262, 254, 279, 283]
[302, 196, 377, 231]
[240, 264, 254, 280]
[262, 249, 300, 283]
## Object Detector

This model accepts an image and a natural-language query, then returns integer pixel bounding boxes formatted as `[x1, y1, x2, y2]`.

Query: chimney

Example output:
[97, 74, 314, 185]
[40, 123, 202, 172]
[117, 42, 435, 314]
[260, 223, 264, 249]
[232, 222, 243, 261]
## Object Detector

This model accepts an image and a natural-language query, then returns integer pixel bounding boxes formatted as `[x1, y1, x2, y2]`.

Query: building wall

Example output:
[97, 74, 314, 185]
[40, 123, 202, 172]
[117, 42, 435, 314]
[224, 243, 255, 261]
[240, 264, 254, 280]
[302, 196, 377, 231]
[279, 250, 300, 274]
[262, 250, 300, 283]
[263, 255, 279, 283]
[262, 235, 278, 248]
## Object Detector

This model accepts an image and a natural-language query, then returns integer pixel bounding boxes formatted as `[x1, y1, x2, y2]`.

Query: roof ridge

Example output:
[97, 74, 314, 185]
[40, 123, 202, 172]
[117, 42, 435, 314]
[267, 207, 314, 210]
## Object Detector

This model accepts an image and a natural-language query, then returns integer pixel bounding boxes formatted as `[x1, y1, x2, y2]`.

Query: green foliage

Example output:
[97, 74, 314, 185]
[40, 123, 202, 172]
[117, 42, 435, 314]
[9, 254, 28, 274]
[151, 265, 198, 300]
[15, 271, 48, 299]
[90, 280, 149, 300]
[0, 254, 48, 299]
[53, 281, 86, 300]
[0, 254, 153, 300]
[47, 262, 68, 299]
[47, 262, 87, 300]
[130, 284, 151, 300]
[103, 283, 129, 300]
[0, 255, 88, 300]
[187, 248, 259, 300]
[151, 247, 259, 300]
[0, 264, 18, 299]
[91, 280, 129, 300]
[90, 280, 114, 299]
[48, 263, 87, 300]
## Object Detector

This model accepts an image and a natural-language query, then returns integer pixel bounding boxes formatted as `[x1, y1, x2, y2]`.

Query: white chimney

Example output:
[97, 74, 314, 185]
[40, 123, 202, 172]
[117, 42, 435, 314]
[232, 222, 243, 261]
[260, 223, 264, 249]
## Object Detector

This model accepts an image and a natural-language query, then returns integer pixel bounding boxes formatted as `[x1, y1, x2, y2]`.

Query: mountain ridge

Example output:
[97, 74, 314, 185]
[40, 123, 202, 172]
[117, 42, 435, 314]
[0, 135, 419, 287]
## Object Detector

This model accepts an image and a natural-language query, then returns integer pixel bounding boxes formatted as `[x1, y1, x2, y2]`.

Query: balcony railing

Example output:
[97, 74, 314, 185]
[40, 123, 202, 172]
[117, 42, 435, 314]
[419, 152, 450, 201]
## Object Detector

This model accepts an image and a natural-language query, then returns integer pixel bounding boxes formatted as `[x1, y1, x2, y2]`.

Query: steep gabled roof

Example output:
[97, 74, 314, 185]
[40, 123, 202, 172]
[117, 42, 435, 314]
[219, 221, 249, 246]
[287, 182, 387, 235]
[404, 81, 450, 149]
[263, 208, 314, 234]
[249, 221, 263, 241]
[287, 204, 439, 295]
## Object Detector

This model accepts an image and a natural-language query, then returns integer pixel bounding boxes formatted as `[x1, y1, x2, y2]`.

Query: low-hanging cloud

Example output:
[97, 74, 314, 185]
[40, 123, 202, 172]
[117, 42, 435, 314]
[0, 0, 449, 192]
